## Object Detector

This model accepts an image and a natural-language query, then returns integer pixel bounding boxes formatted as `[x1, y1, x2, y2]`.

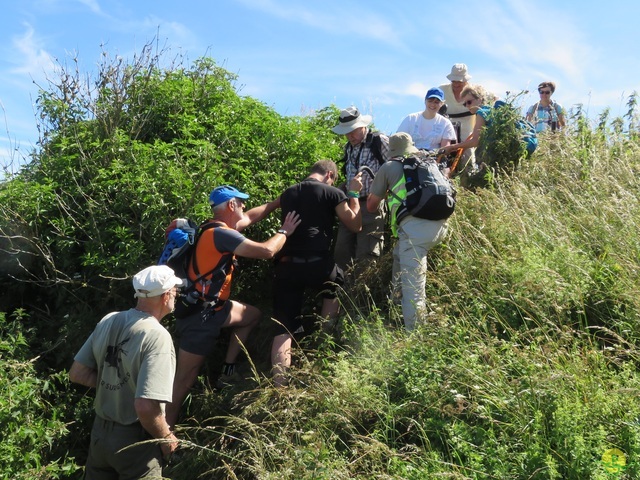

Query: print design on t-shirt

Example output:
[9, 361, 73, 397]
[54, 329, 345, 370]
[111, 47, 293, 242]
[105, 338, 130, 379]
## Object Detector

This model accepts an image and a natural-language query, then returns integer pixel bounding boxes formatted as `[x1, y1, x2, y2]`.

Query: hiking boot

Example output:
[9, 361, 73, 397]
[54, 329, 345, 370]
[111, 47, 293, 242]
[214, 371, 242, 390]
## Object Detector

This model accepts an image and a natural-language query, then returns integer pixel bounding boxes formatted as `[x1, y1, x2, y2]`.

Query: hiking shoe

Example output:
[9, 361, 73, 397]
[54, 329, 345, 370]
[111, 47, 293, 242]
[214, 371, 243, 390]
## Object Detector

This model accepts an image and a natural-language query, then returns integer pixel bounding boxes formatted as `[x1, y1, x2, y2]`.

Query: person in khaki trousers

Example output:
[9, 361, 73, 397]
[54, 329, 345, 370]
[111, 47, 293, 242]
[367, 133, 449, 332]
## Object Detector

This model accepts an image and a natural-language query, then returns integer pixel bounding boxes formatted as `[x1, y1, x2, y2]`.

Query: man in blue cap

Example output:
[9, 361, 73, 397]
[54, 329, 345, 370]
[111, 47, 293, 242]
[166, 185, 300, 427]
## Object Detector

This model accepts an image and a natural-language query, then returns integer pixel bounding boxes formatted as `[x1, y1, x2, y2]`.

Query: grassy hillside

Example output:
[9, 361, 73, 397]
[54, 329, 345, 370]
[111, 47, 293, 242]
[1, 46, 639, 478]
[163, 126, 640, 479]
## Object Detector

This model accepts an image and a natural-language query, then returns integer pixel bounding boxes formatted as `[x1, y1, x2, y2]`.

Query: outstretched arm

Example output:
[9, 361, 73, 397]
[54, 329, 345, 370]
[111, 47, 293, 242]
[237, 197, 281, 232]
[233, 211, 302, 259]
[442, 114, 486, 153]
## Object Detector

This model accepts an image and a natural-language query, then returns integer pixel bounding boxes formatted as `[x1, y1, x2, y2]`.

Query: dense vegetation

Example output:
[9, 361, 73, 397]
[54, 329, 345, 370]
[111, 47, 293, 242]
[1, 45, 639, 479]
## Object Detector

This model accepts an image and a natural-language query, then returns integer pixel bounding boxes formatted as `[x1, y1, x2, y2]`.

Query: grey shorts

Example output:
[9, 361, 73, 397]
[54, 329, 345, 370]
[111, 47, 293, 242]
[175, 301, 232, 356]
[84, 417, 162, 479]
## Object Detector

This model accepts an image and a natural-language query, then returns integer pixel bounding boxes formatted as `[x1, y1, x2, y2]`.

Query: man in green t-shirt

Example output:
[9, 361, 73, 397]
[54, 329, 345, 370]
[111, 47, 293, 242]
[69, 265, 182, 479]
[367, 133, 449, 331]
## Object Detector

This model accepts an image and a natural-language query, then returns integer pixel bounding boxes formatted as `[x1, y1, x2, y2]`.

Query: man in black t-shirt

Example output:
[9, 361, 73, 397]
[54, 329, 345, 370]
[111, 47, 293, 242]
[271, 160, 363, 386]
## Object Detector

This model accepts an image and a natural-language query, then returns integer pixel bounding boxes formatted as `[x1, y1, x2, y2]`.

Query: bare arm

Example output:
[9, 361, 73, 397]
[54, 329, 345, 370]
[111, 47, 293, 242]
[233, 211, 301, 259]
[558, 113, 566, 129]
[69, 361, 97, 388]
[237, 197, 281, 232]
[134, 397, 178, 458]
[367, 193, 384, 214]
[336, 198, 361, 232]
[336, 172, 363, 232]
[442, 114, 485, 153]
[525, 105, 535, 123]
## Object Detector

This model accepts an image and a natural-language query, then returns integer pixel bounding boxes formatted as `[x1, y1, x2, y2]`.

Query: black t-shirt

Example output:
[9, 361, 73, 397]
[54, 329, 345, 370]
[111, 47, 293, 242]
[279, 178, 347, 256]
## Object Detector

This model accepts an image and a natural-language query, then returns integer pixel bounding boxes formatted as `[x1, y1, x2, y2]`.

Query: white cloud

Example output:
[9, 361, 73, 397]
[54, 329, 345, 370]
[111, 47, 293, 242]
[233, 0, 406, 48]
[436, 0, 592, 84]
[9, 23, 56, 83]
[76, 0, 103, 15]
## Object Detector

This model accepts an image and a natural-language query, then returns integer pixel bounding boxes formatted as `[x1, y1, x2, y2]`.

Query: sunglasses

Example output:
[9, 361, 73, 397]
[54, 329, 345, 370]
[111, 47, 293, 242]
[539, 90, 551, 95]
[463, 99, 475, 107]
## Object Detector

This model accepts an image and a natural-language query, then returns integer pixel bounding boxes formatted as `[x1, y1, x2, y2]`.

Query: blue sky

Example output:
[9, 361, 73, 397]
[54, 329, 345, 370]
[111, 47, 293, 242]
[1, 0, 639, 173]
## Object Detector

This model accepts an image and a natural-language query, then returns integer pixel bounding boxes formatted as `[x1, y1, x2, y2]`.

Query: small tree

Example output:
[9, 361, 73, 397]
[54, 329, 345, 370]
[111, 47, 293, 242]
[473, 93, 531, 188]
[0, 42, 341, 365]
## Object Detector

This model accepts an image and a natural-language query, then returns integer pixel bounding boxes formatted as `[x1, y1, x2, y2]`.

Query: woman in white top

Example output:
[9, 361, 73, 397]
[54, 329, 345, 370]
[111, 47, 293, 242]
[397, 87, 457, 151]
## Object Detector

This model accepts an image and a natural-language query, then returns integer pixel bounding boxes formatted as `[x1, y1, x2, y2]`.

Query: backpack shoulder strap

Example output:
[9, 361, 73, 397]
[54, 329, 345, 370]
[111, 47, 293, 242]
[365, 131, 385, 165]
[340, 130, 385, 174]
[190, 221, 229, 280]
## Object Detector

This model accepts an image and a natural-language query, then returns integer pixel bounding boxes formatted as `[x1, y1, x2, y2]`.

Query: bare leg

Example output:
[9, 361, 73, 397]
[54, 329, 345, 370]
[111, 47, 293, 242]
[166, 349, 206, 428]
[271, 333, 293, 387]
[320, 297, 339, 332]
[221, 301, 262, 364]
[320, 297, 339, 318]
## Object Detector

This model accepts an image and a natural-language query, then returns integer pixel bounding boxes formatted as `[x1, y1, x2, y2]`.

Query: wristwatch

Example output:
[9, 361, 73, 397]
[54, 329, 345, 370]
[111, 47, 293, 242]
[277, 229, 288, 236]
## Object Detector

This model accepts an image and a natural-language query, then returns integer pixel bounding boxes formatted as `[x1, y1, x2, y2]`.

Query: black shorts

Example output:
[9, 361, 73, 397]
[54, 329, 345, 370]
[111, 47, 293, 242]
[175, 301, 232, 356]
[272, 256, 344, 335]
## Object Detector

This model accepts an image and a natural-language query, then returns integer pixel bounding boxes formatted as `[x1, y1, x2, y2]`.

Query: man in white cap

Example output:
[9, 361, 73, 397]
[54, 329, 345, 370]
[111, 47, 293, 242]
[367, 133, 449, 331]
[166, 185, 301, 426]
[439, 64, 477, 185]
[331, 106, 390, 272]
[69, 265, 183, 479]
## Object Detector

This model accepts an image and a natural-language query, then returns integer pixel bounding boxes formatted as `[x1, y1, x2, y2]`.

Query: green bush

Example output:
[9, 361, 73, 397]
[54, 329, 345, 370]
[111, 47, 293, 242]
[0, 46, 342, 367]
[0, 310, 79, 479]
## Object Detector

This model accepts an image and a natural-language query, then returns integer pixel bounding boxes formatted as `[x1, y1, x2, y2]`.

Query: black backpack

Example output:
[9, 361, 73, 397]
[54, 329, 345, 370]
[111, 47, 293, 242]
[340, 131, 385, 176]
[389, 151, 456, 223]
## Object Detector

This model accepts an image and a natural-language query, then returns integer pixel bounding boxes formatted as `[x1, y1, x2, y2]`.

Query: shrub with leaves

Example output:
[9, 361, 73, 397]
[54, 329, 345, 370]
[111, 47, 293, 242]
[473, 93, 531, 188]
[159, 98, 640, 479]
[2, 41, 640, 480]
[0, 310, 79, 479]
[0, 44, 342, 365]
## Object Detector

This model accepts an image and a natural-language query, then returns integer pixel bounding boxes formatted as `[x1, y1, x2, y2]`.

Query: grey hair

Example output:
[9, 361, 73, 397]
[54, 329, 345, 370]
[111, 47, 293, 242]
[212, 200, 230, 215]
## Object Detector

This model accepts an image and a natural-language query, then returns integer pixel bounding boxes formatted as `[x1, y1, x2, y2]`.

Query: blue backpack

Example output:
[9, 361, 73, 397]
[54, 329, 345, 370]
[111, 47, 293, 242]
[494, 100, 538, 155]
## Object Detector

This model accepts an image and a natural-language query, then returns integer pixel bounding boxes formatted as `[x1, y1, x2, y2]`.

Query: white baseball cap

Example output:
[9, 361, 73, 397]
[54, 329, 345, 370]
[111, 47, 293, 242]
[132, 265, 183, 298]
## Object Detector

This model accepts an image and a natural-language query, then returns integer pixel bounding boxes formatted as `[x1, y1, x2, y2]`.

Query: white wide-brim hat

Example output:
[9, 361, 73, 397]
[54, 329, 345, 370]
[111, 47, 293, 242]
[446, 63, 472, 82]
[332, 106, 372, 135]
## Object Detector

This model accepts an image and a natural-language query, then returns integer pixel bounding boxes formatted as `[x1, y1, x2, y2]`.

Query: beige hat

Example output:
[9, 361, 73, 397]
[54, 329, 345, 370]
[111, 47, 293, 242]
[389, 132, 419, 158]
[331, 106, 372, 135]
[133, 265, 183, 298]
[446, 63, 472, 82]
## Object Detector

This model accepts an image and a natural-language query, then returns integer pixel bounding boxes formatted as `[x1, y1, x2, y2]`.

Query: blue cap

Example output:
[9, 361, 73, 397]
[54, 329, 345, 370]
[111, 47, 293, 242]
[425, 87, 445, 102]
[209, 185, 250, 206]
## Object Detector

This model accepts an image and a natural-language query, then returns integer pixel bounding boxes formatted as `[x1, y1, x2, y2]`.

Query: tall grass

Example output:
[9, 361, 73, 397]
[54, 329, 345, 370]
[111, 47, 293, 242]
[166, 122, 640, 479]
